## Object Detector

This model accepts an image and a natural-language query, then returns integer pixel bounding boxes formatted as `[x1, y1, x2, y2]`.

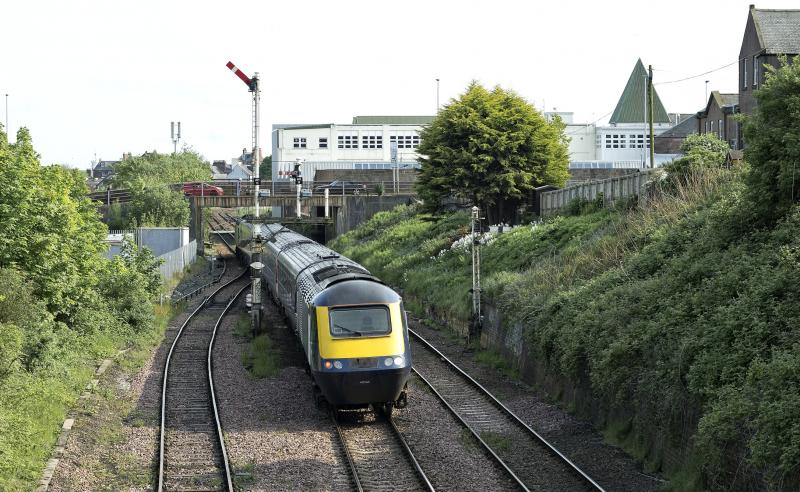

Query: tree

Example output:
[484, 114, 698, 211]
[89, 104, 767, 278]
[743, 57, 800, 223]
[111, 149, 211, 189]
[125, 185, 189, 228]
[260, 154, 272, 179]
[416, 82, 570, 222]
[665, 133, 730, 176]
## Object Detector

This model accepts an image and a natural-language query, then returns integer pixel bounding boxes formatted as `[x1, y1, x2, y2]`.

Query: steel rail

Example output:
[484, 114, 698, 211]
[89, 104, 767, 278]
[383, 410, 436, 491]
[157, 267, 248, 491]
[409, 328, 605, 492]
[208, 283, 249, 492]
[331, 409, 435, 492]
[411, 368, 527, 491]
[331, 412, 363, 492]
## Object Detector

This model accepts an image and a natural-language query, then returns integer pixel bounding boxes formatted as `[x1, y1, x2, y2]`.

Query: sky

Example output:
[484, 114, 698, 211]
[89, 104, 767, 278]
[2, 0, 797, 169]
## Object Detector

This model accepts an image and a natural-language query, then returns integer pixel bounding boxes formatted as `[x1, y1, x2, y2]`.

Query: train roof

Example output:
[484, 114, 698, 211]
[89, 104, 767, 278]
[313, 279, 400, 307]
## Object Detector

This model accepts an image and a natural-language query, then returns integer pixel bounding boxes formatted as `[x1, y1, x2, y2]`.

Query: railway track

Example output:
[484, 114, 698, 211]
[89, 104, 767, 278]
[157, 265, 248, 491]
[208, 212, 236, 253]
[409, 329, 605, 492]
[333, 408, 434, 492]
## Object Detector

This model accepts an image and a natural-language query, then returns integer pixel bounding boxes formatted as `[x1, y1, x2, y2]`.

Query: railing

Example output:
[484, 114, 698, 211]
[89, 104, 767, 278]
[89, 180, 418, 204]
[569, 160, 646, 169]
[158, 240, 197, 280]
[540, 170, 655, 216]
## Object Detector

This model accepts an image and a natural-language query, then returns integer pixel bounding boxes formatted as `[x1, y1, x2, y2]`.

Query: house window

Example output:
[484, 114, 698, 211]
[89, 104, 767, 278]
[743, 58, 748, 90]
[337, 131, 358, 149]
[319, 137, 328, 149]
[361, 131, 383, 149]
[753, 57, 758, 87]
[705, 121, 709, 133]
[719, 119, 723, 138]
[293, 137, 306, 149]
[711, 121, 715, 134]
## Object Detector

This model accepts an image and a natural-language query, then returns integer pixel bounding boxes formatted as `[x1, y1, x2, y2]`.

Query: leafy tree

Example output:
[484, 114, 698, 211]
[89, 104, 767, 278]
[97, 238, 161, 332]
[416, 82, 569, 222]
[111, 149, 211, 189]
[0, 127, 107, 321]
[743, 57, 800, 223]
[125, 185, 189, 228]
[259, 154, 272, 179]
[665, 133, 730, 176]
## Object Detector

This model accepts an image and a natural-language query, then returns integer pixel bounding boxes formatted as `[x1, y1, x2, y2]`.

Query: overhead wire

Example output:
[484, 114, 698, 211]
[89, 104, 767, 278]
[654, 57, 743, 85]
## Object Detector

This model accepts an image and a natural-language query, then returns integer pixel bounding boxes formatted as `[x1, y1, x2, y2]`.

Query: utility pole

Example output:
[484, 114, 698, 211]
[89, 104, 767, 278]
[4, 94, 7, 135]
[470, 206, 483, 344]
[648, 65, 655, 168]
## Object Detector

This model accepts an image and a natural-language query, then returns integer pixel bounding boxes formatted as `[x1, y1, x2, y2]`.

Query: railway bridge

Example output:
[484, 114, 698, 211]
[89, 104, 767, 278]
[189, 194, 415, 252]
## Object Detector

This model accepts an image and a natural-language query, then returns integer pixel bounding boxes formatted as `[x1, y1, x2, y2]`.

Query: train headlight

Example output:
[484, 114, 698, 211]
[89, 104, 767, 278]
[393, 356, 404, 366]
[384, 357, 393, 367]
[324, 360, 332, 369]
[333, 360, 343, 369]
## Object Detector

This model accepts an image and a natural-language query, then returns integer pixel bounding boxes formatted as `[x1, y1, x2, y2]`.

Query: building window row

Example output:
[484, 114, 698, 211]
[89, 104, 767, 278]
[337, 131, 358, 149]
[362, 131, 383, 149]
[319, 137, 328, 148]
[332, 130, 420, 149]
[390, 131, 420, 149]
[602, 133, 649, 149]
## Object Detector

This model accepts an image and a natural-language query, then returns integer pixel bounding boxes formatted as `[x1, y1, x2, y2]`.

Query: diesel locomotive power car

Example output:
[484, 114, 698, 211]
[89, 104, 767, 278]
[236, 221, 411, 411]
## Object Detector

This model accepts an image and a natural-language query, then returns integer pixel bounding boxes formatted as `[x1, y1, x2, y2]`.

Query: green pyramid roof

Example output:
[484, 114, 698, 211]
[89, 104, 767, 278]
[609, 59, 670, 124]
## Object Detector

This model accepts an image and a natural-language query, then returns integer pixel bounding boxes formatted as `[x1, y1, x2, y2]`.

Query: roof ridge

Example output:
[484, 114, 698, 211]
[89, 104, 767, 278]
[609, 60, 671, 124]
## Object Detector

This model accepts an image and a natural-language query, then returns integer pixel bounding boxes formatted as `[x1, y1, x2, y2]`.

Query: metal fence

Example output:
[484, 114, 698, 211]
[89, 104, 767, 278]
[157, 240, 197, 280]
[540, 170, 655, 216]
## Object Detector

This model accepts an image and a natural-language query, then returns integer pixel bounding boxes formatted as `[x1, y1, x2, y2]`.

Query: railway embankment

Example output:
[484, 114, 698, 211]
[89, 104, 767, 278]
[328, 167, 800, 490]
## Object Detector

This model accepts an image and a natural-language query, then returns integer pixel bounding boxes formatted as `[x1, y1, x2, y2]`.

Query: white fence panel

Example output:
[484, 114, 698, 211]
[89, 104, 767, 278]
[540, 170, 654, 216]
[157, 240, 197, 281]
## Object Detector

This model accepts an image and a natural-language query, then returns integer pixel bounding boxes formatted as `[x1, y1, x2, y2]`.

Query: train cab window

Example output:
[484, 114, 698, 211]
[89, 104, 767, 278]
[329, 306, 391, 338]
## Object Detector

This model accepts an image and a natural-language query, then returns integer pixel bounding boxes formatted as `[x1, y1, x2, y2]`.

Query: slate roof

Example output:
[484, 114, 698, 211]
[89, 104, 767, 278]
[657, 115, 698, 138]
[351, 115, 435, 125]
[752, 7, 800, 54]
[609, 59, 671, 125]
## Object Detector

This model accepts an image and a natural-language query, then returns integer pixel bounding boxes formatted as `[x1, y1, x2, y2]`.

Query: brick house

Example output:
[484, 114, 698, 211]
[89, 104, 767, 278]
[696, 92, 740, 149]
[739, 5, 800, 118]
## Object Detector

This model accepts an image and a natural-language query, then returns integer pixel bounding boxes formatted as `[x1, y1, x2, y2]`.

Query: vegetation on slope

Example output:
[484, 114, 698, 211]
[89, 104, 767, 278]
[333, 62, 800, 489]
[0, 127, 164, 489]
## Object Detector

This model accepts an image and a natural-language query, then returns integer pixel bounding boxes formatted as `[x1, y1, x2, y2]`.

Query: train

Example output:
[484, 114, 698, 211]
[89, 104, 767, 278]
[236, 221, 411, 413]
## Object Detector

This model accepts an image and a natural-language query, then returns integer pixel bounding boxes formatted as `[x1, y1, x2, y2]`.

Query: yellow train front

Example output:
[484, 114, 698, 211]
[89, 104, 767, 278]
[237, 222, 411, 411]
[311, 279, 411, 409]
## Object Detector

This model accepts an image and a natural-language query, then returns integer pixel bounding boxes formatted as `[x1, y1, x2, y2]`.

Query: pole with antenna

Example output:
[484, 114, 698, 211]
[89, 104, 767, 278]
[436, 78, 440, 112]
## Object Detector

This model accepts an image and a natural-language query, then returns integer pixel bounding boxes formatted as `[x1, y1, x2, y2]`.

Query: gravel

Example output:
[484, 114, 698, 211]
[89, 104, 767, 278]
[47, 260, 245, 491]
[393, 376, 519, 491]
[213, 297, 351, 491]
[408, 319, 667, 492]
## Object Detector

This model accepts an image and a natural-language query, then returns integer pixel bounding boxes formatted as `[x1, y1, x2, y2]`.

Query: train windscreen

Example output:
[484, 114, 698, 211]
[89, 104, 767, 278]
[329, 306, 391, 338]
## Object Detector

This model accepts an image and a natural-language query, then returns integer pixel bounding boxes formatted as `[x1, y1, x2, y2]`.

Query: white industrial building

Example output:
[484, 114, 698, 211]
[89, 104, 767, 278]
[271, 116, 434, 182]
[552, 60, 686, 169]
